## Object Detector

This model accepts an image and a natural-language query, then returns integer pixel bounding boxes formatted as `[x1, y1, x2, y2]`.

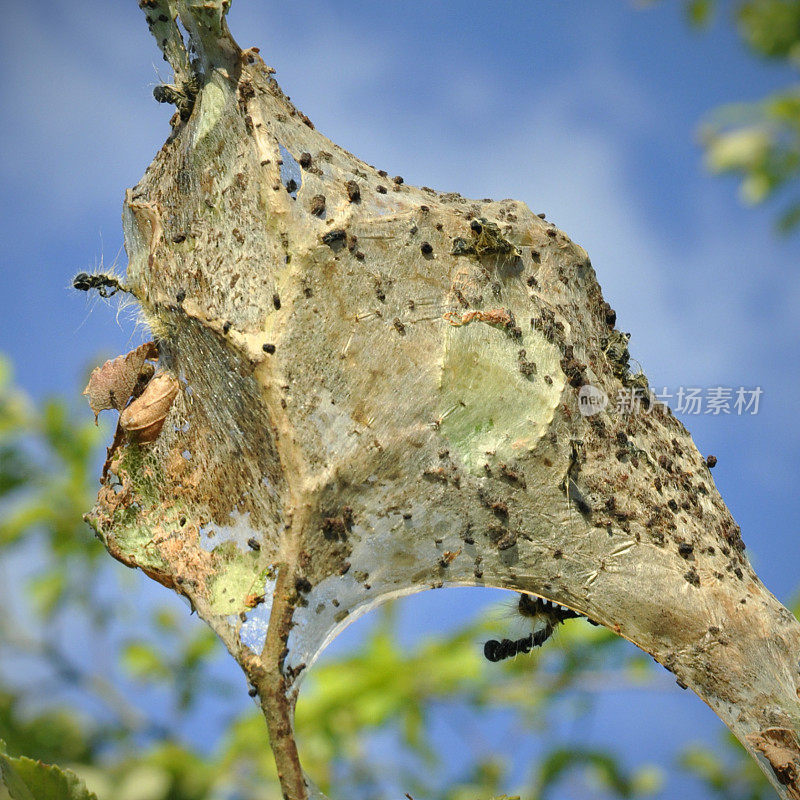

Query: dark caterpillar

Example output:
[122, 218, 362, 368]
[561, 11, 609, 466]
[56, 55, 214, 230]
[483, 594, 592, 662]
[72, 272, 125, 299]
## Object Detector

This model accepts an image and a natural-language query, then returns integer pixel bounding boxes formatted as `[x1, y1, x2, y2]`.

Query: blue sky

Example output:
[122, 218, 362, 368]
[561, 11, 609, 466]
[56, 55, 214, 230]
[2, 1, 800, 797]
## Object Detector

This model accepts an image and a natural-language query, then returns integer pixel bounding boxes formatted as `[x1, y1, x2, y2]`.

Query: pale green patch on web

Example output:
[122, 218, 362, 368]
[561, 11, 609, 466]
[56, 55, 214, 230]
[438, 322, 564, 472]
[206, 544, 267, 615]
[192, 77, 228, 147]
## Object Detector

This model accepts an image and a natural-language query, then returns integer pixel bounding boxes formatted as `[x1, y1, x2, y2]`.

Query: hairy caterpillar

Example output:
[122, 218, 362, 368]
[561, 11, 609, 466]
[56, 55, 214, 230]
[483, 594, 589, 662]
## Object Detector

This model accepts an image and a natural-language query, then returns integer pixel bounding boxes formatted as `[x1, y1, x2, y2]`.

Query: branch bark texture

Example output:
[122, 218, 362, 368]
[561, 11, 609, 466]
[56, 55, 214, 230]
[87, 4, 800, 798]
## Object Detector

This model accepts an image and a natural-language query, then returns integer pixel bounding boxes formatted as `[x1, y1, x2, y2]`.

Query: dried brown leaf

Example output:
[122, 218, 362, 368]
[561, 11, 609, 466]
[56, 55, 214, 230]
[83, 342, 157, 421]
[119, 372, 179, 443]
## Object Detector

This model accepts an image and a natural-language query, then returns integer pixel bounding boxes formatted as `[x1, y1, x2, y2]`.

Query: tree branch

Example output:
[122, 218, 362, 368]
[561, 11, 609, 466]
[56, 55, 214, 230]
[256, 564, 307, 800]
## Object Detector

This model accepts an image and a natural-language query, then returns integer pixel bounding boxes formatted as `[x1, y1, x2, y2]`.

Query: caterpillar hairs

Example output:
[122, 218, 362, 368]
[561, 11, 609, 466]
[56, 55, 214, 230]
[483, 594, 588, 663]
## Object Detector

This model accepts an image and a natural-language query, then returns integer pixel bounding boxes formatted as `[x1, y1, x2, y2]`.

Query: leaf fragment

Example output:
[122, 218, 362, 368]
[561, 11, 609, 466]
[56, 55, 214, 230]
[119, 372, 180, 443]
[82, 342, 157, 421]
[0, 739, 99, 800]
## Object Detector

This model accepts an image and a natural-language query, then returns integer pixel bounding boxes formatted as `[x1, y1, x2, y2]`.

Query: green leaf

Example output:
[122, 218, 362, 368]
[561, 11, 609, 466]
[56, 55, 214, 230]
[534, 747, 646, 799]
[686, 0, 714, 27]
[121, 641, 169, 681]
[0, 740, 98, 800]
[182, 628, 218, 667]
[631, 765, 664, 795]
[704, 126, 771, 173]
[738, 0, 800, 60]
[777, 200, 800, 232]
[29, 571, 68, 618]
[0, 694, 92, 767]
[152, 607, 179, 633]
[741, 170, 773, 203]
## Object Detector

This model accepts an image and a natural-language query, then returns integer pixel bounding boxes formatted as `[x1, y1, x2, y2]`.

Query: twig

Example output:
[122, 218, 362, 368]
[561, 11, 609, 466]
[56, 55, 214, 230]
[254, 563, 307, 800]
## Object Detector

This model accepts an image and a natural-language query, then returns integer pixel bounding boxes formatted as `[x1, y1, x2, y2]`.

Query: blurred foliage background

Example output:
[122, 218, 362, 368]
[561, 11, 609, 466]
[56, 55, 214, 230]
[659, 0, 800, 232]
[3, 0, 800, 798]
